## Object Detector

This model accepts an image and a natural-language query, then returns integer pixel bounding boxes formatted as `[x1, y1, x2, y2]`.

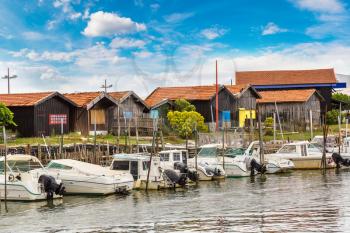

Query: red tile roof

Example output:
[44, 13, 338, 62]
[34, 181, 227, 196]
[0, 92, 55, 106]
[257, 89, 320, 103]
[64, 91, 132, 107]
[236, 68, 336, 85]
[225, 84, 251, 95]
[145, 85, 254, 107]
[64, 92, 102, 107]
[145, 85, 220, 107]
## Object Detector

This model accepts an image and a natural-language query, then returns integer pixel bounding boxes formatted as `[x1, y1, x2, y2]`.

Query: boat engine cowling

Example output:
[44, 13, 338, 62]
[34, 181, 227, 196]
[332, 153, 350, 168]
[250, 159, 267, 175]
[174, 162, 199, 182]
[163, 169, 187, 186]
[38, 175, 65, 199]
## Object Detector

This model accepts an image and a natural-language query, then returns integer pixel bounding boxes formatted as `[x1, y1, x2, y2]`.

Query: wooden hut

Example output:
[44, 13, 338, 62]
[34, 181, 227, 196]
[145, 85, 261, 128]
[64, 92, 119, 135]
[108, 91, 151, 135]
[236, 68, 345, 112]
[0, 92, 77, 137]
[257, 89, 324, 131]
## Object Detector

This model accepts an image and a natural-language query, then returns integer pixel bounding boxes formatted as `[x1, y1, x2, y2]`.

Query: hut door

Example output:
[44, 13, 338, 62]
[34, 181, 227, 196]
[90, 109, 106, 131]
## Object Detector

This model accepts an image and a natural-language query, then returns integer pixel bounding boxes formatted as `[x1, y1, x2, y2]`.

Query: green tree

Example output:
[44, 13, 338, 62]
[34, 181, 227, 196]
[326, 109, 343, 125]
[0, 102, 16, 127]
[332, 93, 350, 104]
[174, 99, 196, 112]
[167, 111, 208, 138]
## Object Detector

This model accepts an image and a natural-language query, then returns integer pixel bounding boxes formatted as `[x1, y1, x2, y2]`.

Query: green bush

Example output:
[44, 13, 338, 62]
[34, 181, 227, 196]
[326, 110, 341, 125]
[264, 117, 273, 136]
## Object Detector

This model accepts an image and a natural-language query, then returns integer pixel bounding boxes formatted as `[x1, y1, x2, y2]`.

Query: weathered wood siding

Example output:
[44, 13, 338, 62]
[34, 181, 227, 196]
[72, 107, 88, 135]
[34, 96, 71, 136]
[118, 95, 146, 118]
[259, 93, 322, 131]
[8, 106, 34, 137]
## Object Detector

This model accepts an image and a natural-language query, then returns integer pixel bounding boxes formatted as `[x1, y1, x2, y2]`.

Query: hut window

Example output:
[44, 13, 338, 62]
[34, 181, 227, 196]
[90, 109, 105, 124]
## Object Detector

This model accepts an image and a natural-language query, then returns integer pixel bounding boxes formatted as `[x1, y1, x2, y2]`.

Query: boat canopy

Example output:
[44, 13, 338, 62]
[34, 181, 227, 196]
[0, 154, 43, 173]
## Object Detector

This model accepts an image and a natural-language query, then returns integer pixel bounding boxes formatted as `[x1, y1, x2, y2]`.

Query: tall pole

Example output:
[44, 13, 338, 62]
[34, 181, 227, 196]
[2, 126, 8, 211]
[215, 60, 219, 131]
[222, 124, 225, 170]
[93, 111, 97, 161]
[346, 118, 348, 153]
[339, 102, 342, 154]
[273, 112, 276, 142]
[100, 79, 112, 93]
[257, 106, 264, 165]
[60, 118, 64, 158]
[274, 101, 284, 141]
[2, 68, 17, 94]
[309, 110, 313, 140]
[146, 119, 157, 191]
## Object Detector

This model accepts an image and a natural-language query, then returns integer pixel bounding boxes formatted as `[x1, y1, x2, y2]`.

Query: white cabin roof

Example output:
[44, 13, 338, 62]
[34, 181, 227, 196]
[112, 153, 150, 161]
[0, 154, 40, 162]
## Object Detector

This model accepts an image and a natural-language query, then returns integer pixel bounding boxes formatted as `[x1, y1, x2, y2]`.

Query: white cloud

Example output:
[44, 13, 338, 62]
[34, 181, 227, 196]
[10, 48, 75, 62]
[133, 50, 152, 58]
[53, 0, 82, 20]
[164, 12, 194, 23]
[22, 31, 46, 40]
[150, 3, 160, 12]
[110, 38, 146, 49]
[82, 11, 146, 37]
[291, 0, 345, 13]
[262, 22, 288, 35]
[82, 8, 90, 20]
[201, 27, 227, 40]
[40, 68, 64, 81]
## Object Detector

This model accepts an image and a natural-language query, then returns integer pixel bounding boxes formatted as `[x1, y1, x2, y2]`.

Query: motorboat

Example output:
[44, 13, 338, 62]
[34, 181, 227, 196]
[311, 135, 338, 153]
[110, 153, 188, 190]
[188, 144, 225, 181]
[46, 159, 134, 195]
[265, 141, 335, 169]
[0, 154, 65, 201]
[158, 149, 198, 182]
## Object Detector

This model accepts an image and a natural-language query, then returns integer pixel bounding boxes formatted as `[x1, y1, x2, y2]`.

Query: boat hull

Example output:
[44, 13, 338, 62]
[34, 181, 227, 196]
[0, 183, 60, 201]
[289, 158, 335, 169]
[60, 179, 133, 195]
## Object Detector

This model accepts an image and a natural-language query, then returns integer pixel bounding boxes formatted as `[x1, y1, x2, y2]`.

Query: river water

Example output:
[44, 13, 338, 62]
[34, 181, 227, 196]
[1, 170, 350, 232]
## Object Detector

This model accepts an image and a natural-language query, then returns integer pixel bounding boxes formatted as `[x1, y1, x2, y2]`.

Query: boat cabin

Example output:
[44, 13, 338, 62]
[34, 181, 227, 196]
[110, 154, 161, 181]
[276, 142, 323, 156]
[0, 154, 44, 173]
[198, 144, 222, 157]
[158, 150, 188, 167]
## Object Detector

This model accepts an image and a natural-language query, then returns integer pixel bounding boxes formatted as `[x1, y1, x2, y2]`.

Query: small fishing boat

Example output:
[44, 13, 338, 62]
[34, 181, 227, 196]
[0, 154, 65, 201]
[265, 141, 335, 169]
[110, 153, 188, 190]
[188, 144, 225, 181]
[46, 159, 134, 195]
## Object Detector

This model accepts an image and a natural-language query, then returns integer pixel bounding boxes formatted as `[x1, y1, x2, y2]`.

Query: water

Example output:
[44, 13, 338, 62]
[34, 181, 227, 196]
[1, 170, 350, 232]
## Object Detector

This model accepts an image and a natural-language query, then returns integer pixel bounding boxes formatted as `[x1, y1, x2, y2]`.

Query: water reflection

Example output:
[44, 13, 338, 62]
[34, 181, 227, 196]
[1, 170, 350, 232]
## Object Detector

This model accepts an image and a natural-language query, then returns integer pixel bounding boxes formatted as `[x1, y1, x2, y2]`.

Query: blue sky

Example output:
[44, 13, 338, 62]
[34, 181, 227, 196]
[0, 0, 350, 96]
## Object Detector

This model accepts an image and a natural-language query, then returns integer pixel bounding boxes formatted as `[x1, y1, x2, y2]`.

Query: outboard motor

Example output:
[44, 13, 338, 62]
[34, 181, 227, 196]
[250, 159, 267, 176]
[163, 169, 187, 187]
[38, 175, 65, 199]
[174, 162, 199, 182]
[332, 153, 350, 168]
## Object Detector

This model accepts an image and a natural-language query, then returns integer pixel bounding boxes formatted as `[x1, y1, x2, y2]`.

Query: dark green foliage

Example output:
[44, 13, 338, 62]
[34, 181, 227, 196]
[0, 102, 16, 127]
[174, 99, 196, 112]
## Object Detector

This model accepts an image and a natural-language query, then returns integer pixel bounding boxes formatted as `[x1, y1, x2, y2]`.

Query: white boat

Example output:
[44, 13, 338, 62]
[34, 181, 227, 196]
[188, 144, 225, 181]
[46, 159, 134, 195]
[265, 141, 335, 169]
[0, 154, 65, 201]
[110, 153, 187, 190]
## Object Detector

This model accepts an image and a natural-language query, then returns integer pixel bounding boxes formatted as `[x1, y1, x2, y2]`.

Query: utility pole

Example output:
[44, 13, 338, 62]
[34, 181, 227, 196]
[100, 79, 112, 93]
[2, 68, 17, 94]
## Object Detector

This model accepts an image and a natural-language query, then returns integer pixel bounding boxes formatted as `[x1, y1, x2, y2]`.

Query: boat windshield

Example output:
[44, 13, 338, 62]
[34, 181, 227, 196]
[47, 162, 72, 170]
[198, 147, 218, 157]
[308, 143, 322, 153]
[0, 159, 43, 173]
[224, 148, 245, 158]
